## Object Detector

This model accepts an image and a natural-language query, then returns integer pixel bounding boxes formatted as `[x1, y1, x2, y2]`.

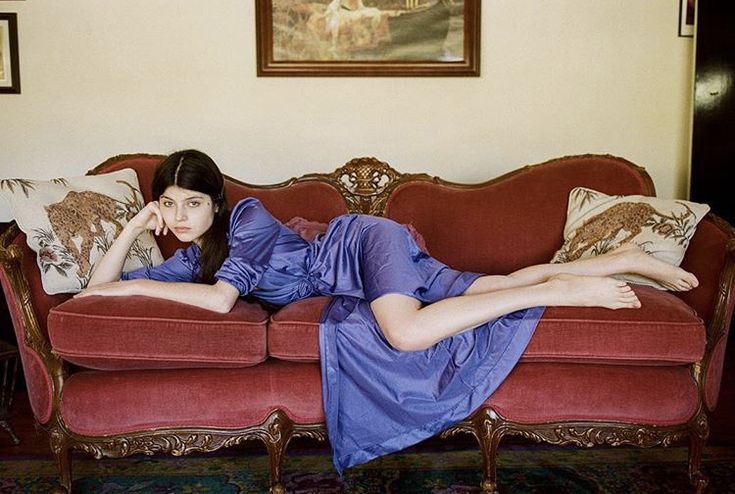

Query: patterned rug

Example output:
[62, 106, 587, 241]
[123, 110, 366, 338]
[1, 445, 734, 493]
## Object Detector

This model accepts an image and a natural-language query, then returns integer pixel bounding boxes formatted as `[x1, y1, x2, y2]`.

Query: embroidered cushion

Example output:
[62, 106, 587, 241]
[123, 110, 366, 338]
[551, 187, 710, 288]
[0, 169, 164, 294]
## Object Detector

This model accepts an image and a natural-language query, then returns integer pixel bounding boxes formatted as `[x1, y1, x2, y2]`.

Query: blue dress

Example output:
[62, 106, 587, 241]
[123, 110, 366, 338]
[123, 198, 544, 473]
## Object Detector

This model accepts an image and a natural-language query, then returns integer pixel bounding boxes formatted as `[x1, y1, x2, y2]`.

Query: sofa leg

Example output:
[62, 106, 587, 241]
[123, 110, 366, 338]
[50, 445, 72, 493]
[688, 425, 709, 493]
[263, 410, 295, 494]
[473, 410, 503, 494]
[47, 426, 74, 493]
[266, 438, 287, 494]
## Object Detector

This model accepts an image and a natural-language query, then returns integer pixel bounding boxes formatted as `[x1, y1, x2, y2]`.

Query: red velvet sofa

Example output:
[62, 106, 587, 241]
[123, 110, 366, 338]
[1, 154, 733, 494]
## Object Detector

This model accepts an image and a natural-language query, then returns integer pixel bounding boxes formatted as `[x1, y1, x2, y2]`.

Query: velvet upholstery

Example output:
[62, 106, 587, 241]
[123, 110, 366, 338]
[0, 267, 53, 424]
[48, 296, 269, 370]
[268, 296, 327, 362]
[677, 217, 732, 327]
[267, 288, 705, 365]
[528, 286, 705, 365]
[384, 155, 654, 274]
[705, 333, 730, 410]
[60, 361, 324, 436]
[12, 233, 70, 338]
[487, 363, 699, 425]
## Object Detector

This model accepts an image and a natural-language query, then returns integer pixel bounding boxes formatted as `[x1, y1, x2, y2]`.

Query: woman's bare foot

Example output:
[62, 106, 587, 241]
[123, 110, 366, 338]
[605, 243, 698, 291]
[546, 274, 641, 310]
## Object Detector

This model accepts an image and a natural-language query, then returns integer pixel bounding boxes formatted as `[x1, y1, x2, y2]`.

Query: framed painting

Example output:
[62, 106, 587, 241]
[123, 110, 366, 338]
[0, 13, 20, 94]
[678, 0, 695, 37]
[256, 0, 480, 76]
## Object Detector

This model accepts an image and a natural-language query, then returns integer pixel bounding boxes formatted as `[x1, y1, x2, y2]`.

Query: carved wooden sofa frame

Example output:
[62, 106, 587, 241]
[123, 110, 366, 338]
[1, 154, 733, 494]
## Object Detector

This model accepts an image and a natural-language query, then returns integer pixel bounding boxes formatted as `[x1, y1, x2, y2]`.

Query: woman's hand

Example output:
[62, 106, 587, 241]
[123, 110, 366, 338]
[128, 201, 168, 236]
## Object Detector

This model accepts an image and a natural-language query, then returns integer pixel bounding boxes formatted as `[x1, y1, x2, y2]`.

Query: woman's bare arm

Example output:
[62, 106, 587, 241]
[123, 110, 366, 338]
[88, 202, 168, 286]
[76, 278, 240, 313]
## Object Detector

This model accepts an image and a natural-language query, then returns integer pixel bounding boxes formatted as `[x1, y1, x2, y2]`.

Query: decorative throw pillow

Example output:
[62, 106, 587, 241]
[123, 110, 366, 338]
[551, 187, 710, 289]
[0, 168, 164, 294]
[285, 216, 430, 254]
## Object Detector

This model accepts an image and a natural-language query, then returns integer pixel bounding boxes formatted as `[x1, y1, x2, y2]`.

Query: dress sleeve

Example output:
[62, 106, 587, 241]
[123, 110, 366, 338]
[121, 246, 199, 282]
[215, 198, 281, 296]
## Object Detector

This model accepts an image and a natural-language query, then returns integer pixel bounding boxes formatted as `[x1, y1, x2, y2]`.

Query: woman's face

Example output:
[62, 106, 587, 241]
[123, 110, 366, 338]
[158, 185, 216, 245]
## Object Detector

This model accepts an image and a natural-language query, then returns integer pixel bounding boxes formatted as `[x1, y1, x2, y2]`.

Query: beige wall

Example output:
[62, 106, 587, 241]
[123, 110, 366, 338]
[0, 0, 694, 222]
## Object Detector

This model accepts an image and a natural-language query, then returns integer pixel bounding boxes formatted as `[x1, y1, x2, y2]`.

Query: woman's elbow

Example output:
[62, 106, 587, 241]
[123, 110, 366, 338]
[210, 282, 239, 313]
[382, 326, 432, 353]
[210, 300, 234, 313]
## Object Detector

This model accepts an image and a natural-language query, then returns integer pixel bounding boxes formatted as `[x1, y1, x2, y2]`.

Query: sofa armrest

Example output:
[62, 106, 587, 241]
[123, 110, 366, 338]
[678, 213, 735, 411]
[0, 225, 67, 425]
[678, 214, 735, 330]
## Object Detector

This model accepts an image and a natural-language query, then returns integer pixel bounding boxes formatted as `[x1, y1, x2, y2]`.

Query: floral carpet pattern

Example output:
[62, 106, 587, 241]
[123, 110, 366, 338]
[1, 446, 734, 493]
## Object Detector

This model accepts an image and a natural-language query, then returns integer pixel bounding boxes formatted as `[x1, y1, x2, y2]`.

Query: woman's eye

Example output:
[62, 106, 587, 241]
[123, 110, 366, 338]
[161, 201, 174, 208]
[188, 201, 201, 207]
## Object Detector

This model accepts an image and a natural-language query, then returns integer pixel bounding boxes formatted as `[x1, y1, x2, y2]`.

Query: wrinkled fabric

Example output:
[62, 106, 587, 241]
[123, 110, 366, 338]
[321, 298, 543, 473]
[123, 197, 544, 473]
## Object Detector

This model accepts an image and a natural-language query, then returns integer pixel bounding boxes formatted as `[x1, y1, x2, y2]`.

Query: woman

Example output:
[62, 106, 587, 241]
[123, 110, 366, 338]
[79, 149, 698, 471]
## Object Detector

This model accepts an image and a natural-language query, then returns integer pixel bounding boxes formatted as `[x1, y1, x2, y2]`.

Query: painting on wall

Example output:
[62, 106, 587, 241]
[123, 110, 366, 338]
[0, 13, 20, 94]
[256, 0, 480, 76]
[679, 0, 695, 37]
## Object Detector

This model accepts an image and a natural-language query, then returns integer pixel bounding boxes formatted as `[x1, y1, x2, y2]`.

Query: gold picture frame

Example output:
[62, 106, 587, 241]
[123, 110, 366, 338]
[256, 0, 480, 77]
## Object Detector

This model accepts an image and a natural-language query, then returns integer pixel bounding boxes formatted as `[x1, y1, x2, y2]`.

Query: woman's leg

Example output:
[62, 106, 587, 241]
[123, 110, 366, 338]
[464, 243, 698, 295]
[371, 273, 639, 352]
[370, 243, 697, 353]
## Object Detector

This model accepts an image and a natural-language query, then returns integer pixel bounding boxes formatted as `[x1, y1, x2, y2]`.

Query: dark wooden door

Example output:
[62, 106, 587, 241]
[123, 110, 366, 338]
[690, 1, 735, 225]
[690, 2, 735, 442]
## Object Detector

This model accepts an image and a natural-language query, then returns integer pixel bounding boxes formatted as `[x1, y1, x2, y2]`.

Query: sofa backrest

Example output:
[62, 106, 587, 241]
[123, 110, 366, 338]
[384, 155, 655, 274]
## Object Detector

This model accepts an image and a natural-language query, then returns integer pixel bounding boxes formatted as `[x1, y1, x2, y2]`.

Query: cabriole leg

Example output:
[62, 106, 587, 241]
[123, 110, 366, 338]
[688, 431, 709, 494]
[474, 411, 504, 494]
[48, 428, 73, 494]
[50, 445, 72, 494]
[263, 410, 294, 494]
[266, 438, 287, 494]
[688, 411, 710, 494]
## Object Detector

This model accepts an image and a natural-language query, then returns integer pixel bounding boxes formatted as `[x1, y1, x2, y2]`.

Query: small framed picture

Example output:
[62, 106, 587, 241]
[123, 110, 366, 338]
[256, 0, 480, 77]
[678, 0, 695, 37]
[0, 13, 21, 93]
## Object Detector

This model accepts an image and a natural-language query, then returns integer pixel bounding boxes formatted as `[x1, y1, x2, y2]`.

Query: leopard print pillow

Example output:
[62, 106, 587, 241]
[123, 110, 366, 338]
[1, 168, 164, 294]
[551, 187, 710, 289]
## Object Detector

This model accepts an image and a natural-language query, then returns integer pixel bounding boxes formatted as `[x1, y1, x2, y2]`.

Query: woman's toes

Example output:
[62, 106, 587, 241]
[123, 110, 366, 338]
[686, 273, 699, 288]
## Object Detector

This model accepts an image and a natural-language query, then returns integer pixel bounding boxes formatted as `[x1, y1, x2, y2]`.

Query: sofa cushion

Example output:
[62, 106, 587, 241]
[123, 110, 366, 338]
[267, 287, 705, 365]
[268, 296, 327, 362]
[60, 361, 324, 436]
[526, 286, 706, 365]
[48, 295, 269, 370]
[485, 363, 698, 426]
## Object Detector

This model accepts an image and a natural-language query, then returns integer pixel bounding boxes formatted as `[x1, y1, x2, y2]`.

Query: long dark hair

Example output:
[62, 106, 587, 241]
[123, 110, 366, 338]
[152, 149, 230, 284]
